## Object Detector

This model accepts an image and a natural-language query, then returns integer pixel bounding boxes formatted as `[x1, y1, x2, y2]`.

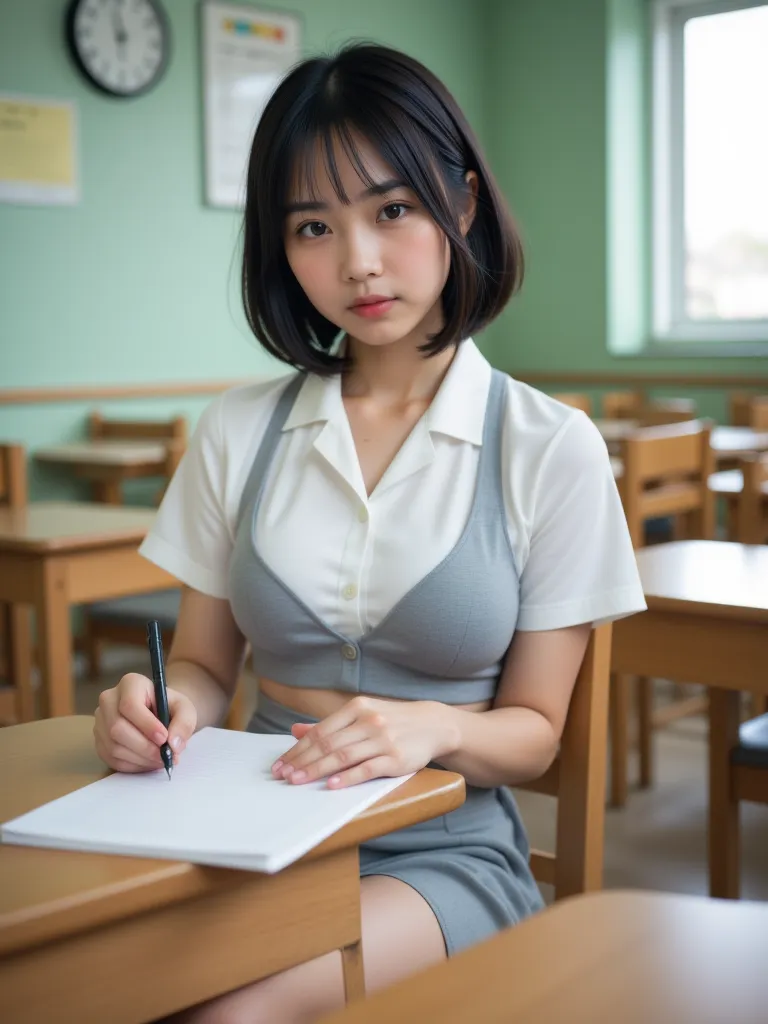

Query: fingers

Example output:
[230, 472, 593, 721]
[279, 722, 372, 774]
[116, 673, 168, 744]
[166, 691, 197, 752]
[283, 739, 384, 785]
[327, 756, 393, 789]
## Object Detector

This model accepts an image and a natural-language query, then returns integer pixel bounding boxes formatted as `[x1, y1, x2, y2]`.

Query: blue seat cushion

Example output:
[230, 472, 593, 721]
[731, 713, 768, 769]
[87, 588, 182, 632]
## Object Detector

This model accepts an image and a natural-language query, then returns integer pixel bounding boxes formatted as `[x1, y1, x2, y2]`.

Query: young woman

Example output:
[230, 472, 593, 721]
[94, 43, 645, 1023]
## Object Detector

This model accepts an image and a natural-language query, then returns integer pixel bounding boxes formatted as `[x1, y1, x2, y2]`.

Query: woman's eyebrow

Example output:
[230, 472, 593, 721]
[284, 178, 408, 215]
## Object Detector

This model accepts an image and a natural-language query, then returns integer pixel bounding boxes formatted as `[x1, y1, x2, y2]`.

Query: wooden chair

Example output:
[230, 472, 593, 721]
[0, 445, 35, 725]
[729, 392, 768, 429]
[551, 393, 593, 416]
[87, 411, 188, 503]
[515, 624, 612, 899]
[602, 390, 644, 420]
[735, 454, 768, 544]
[611, 420, 715, 807]
[710, 704, 768, 899]
[81, 442, 243, 730]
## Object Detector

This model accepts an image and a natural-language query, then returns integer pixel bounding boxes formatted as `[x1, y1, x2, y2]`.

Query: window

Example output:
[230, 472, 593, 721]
[652, 0, 768, 346]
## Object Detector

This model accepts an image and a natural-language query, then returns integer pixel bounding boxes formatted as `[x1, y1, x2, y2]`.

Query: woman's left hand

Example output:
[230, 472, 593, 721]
[270, 696, 457, 789]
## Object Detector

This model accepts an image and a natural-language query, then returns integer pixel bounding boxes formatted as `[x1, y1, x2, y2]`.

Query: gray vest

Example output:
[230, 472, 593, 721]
[228, 368, 520, 704]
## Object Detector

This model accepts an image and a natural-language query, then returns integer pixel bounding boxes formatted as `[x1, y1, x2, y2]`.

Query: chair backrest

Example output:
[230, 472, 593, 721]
[639, 408, 696, 428]
[735, 454, 768, 544]
[515, 624, 612, 900]
[552, 392, 593, 416]
[619, 419, 715, 548]
[728, 392, 768, 429]
[88, 412, 188, 445]
[0, 444, 28, 509]
[602, 390, 644, 420]
[748, 397, 768, 431]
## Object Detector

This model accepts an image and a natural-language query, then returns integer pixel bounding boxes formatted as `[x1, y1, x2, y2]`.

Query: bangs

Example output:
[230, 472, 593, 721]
[279, 107, 461, 252]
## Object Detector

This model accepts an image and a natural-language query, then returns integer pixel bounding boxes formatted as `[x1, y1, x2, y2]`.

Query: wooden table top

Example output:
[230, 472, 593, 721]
[0, 716, 464, 958]
[710, 426, 768, 457]
[0, 501, 157, 554]
[635, 540, 768, 622]
[595, 420, 768, 458]
[319, 890, 768, 1024]
[35, 441, 168, 466]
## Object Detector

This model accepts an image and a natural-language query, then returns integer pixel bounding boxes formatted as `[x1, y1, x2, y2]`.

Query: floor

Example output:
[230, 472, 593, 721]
[74, 648, 768, 903]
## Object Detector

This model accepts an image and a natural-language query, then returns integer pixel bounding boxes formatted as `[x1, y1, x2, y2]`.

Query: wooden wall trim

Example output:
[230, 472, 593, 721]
[0, 379, 264, 406]
[509, 371, 768, 389]
[1, 370, 766, 406]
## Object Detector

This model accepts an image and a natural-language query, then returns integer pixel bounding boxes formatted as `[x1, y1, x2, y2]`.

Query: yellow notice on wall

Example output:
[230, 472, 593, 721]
[0, 94, 79, 205]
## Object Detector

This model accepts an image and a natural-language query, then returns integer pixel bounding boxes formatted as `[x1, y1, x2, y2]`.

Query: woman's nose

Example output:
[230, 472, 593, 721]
[340, 225, 383, 281]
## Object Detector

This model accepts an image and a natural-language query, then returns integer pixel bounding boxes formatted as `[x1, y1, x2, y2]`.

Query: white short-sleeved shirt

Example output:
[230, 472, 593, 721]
[140, 339, 646, 637]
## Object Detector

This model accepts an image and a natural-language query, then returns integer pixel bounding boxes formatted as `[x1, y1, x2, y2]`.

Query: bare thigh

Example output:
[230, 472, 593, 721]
[165, 874, 446, 1024]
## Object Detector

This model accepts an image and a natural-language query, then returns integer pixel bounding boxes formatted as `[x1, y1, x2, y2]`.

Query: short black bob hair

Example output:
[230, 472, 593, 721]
[242, 42, 523, 375]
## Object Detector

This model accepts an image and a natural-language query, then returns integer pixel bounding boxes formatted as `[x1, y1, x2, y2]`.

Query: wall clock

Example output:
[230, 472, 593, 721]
[65, 0, 171, 99]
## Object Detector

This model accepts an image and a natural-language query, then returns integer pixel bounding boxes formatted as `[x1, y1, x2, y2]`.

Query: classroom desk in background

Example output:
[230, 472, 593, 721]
[35, 441, 169, 504]
[319, 890, 768, 1024]
[612, 541, 768, 889]
[0, 716, 465, 1024]
[594, 419, 768, 464]
[0, 501, 174, 717]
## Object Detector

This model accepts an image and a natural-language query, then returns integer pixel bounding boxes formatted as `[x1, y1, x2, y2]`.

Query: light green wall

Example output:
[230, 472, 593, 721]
[2, 0, 767, 503]
[483, 0, 767, 420]
[0, 0, 488, 499]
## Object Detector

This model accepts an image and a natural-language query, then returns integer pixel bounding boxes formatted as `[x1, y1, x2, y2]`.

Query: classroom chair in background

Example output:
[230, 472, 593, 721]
[710, 694, 768, 899]
[729, 392, 768, 429]
[602, 390, 644, 420]
[86, 410, 188, 504]
[515, 624, 612, 899]
[611, 420, 715, 807]
[551, 393, 593, 416]
[0, 444, 35, 725]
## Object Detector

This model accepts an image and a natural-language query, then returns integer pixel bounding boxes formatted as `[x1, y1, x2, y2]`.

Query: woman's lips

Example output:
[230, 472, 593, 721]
[349, 298, 396, 318]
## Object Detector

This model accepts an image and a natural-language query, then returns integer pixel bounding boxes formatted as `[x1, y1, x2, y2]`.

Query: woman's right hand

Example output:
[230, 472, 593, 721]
[94, 672, 198, 773]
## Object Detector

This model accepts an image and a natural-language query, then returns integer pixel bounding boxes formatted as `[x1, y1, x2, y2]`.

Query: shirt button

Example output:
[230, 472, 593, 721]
[357, 506, 369, 523]
[342, 643, 358, 661]
[342, 584, 358, 600]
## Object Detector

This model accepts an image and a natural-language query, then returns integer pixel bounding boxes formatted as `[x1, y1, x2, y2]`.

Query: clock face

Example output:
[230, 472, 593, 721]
[66, 0, 170, 98]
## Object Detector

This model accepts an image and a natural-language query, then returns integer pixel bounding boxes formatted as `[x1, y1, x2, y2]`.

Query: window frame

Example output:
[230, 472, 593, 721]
[651, 0, 768, 351]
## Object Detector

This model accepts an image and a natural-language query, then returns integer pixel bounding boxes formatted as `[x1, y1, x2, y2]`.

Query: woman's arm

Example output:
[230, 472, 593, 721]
[434, 623, 591, 788]
[165, 586, 249, 729]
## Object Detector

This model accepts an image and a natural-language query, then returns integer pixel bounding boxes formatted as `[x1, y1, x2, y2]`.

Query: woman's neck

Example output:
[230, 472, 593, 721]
[342, 309, 456, 407]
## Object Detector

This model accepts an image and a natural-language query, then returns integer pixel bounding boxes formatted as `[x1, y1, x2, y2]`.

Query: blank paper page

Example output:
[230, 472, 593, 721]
[0, 728, 414, 873]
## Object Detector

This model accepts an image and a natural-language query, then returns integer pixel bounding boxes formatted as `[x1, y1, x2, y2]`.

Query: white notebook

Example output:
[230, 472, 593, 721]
[0, 727, 413, 874]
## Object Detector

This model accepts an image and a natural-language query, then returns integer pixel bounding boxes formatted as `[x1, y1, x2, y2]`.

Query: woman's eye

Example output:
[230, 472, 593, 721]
[379, 203, 408, 222]
[298, 221, 328, 238]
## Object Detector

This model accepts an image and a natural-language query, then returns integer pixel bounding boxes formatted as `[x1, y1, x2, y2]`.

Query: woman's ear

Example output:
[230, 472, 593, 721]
[460, 170, 479, 236]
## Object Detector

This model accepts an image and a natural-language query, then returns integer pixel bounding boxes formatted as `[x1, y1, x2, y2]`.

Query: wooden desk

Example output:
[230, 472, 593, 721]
[596, 421, 768, 465]
[319, 890, 768, 1024]
[36, 442, 168, 504]
[0, 716, 465, 1024]
[0, 502, 173, 717]
[612, 541, 768, 894]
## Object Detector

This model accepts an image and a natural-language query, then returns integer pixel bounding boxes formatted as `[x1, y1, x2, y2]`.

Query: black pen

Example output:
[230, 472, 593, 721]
[146, 620, 174, 781]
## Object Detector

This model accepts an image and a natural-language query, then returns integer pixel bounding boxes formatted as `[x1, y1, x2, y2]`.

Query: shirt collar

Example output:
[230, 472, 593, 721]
[282, 338, 492, 446]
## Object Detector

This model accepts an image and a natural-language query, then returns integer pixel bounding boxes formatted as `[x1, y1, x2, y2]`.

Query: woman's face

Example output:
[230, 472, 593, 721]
[283, 134, 450, 349]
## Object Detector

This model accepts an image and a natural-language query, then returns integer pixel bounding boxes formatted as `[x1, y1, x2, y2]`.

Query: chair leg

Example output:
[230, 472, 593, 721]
[8, 605, 35, 722]
[637, 677, 654, 790]
[82, 614, 103, 680]
[610, 673, 630, 808]
[708, 687, 741, 899]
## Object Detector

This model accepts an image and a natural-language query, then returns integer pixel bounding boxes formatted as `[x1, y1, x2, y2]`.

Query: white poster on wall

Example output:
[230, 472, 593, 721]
[201, 2, 302, 209]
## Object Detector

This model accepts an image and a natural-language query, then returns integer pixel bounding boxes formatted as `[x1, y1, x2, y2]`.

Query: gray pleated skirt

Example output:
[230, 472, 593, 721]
[248, 693, 545, 956]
